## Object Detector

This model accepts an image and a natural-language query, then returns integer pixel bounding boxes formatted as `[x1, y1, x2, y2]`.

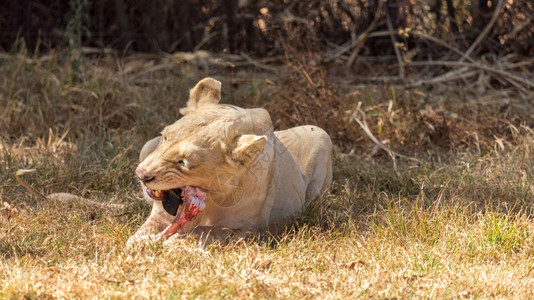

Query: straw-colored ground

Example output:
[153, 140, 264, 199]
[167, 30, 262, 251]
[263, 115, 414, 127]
[2, 51, 534, 298]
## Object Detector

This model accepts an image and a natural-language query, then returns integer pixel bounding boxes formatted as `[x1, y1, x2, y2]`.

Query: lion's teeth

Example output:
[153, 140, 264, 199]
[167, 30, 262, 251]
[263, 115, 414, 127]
[153, 190, 163, 198]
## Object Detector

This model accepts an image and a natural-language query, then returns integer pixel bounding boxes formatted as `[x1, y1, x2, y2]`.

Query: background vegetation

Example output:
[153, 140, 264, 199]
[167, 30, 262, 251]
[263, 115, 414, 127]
[2, 0, 533, 56]
[1, 0, 534, 298]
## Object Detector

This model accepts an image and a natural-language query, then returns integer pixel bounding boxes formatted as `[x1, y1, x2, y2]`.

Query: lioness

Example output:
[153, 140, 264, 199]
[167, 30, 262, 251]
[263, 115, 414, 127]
[128, 77, 332, 245]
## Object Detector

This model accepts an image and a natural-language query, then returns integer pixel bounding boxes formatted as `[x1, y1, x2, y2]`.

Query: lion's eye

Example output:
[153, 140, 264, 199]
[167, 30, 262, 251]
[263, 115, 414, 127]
[162, 136, 168, 144]
[178, 159, 185, 166]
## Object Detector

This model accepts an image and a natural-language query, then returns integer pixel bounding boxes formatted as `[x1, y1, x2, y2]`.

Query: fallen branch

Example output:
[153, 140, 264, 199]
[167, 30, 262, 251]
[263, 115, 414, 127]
[408, 68, 479, 87]
[15, 169, 125, 210]
[407, 60, 534, 90]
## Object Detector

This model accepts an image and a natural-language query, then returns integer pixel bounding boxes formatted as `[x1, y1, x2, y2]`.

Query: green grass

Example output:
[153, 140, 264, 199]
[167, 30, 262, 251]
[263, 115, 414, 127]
[2, 50, 534, 298]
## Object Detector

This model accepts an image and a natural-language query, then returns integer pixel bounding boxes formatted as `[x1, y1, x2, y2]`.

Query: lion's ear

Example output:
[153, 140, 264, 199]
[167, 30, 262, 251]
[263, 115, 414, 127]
[139, 136, 161, 162]
[227, 134, 267, 167]
[180, 77, 221, 115]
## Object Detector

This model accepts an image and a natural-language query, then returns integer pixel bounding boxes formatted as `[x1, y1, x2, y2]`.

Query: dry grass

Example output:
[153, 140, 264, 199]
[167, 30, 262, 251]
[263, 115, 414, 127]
[2, 50, 534, 298]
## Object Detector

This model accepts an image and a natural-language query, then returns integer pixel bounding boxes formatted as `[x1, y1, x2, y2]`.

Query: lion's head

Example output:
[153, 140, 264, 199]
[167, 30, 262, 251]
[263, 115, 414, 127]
[135, 78, 273, 209]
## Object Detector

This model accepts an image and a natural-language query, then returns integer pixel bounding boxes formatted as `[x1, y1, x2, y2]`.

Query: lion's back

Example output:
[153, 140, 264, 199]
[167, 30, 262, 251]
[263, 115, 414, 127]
[275, 125, 332, 204]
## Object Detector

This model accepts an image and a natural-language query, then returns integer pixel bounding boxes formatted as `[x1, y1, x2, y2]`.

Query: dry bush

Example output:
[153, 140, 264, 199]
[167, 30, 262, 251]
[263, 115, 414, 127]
[264, 59, 358, 149]
[262, 44, 532, 155]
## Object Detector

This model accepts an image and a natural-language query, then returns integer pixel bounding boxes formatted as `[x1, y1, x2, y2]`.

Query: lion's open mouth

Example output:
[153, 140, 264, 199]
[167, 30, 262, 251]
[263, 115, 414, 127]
[146, 187, 183, 216]
[146, 186, 207, 240]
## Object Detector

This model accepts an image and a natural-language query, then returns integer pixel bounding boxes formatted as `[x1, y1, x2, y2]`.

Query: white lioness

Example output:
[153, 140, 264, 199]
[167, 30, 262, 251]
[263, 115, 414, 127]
[128, 77, 332, 245]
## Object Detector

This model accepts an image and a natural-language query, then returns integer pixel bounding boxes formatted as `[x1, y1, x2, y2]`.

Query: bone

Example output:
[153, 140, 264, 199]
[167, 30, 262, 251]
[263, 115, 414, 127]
[157, 186, 206, 239]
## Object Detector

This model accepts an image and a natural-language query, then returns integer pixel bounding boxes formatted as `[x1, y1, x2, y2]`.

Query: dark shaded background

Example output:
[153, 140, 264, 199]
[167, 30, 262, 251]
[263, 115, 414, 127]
[1, 0, 533, 57]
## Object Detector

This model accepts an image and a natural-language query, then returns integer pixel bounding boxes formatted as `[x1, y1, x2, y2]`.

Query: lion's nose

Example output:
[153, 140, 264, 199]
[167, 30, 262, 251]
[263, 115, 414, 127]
[136, 167, 155, 183]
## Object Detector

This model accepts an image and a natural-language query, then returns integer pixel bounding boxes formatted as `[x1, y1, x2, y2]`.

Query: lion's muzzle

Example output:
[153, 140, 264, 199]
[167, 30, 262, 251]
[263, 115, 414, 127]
[135, 166, 154, 183]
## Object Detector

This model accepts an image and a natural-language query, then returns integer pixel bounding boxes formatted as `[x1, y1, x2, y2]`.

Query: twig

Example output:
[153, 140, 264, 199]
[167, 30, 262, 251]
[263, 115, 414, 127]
[408, 68, 478, 87]
[323, 0, 384, 65]
[384, 4, 405, 80]
[502, 15, 534, 42]
[15, 169, 48, 200]
[300, 69, 317, 87]
[409, 31, 475, 63]
[349, 107, 421, 173]
[460, 0, 505, 61]
[346, 0, 384, 67]
[507, 58, 534, 69]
